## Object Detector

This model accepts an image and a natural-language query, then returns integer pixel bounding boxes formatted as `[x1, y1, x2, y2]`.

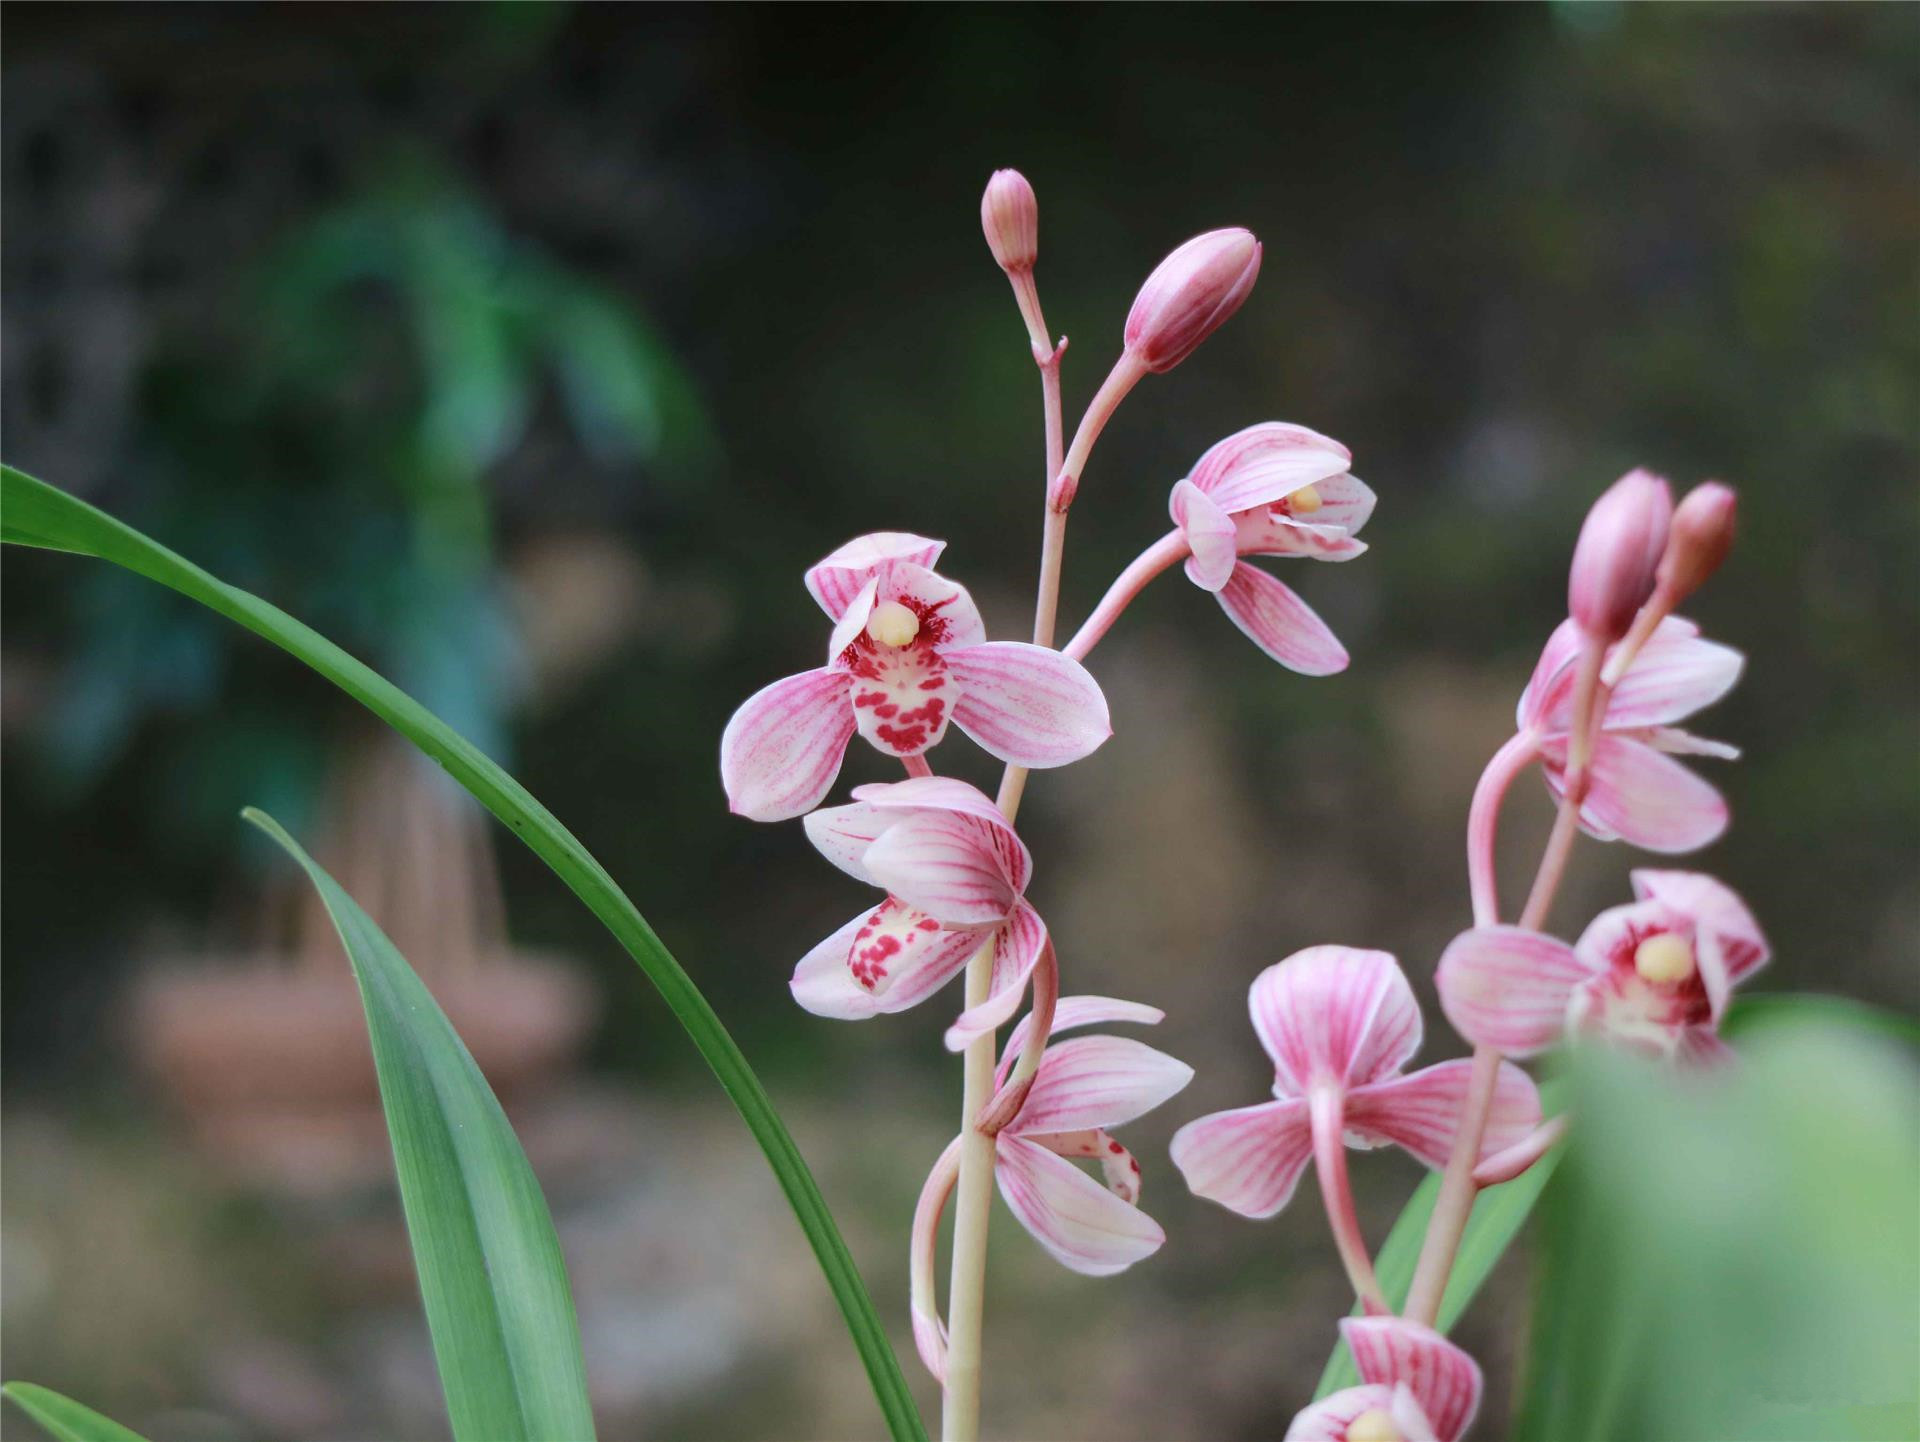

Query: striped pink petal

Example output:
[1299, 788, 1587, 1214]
[789, 904, 981, 1019]
[883, 561, 986, 650]
[1473, 1113, 1569, 1186]
[944, 902, 1049, 1051]
[1216, 562, 1350, 675]
[852, 776, 1031, 893]
[1437, 925, 1593, 1057]
[1516, 617, 1584, 733]
[1284, 1384, 1430, 1442]
[1250, 946, 1423, 1094]
[1576, 733, 1729, 853]
[994, 1134, 1165, 1276]
[1345, 1058, 1543, 1169]
[1006, 1034, 1194, 1136]
[1234, 513, 1370, 562]
[998, 995, 1165, 1086]
[1187, 421, 1354, 515]
[1602, 621, 1743, 728]
[1169, 1097, 1314, 1218]
[1171, 478, 1239, 591]
[1631, 869, 1769, 987]
[825, 576, 880, 662]
[1343, 1316, 1483, 1442]
[1675, 1027, 1738, 1068]
[946, 641, 1112, 768]
[863, 810, 1017, 925]
[719, 666, 855, 822]
[801, 801, 895, 884]
[805, 531, 945, 620]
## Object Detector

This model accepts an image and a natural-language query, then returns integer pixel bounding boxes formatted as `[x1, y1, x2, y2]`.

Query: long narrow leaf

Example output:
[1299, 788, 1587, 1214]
[245, 808, 594, 1441]
[2, 1384, 152, 1442]
[1, 465, 927, 1442]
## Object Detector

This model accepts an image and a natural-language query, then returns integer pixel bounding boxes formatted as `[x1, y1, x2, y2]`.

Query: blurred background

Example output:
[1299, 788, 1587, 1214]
[3, 4, 1916, 1439]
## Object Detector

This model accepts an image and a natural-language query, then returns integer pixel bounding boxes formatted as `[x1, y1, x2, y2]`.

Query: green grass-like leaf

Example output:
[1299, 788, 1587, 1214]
[1, 464, 926, 1442]
[244, 808, 595, 1441]
[2, 1384, 152, 1442]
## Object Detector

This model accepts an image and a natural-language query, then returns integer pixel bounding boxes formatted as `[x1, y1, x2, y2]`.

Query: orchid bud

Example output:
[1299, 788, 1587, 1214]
[1656, 481, 1737, 604]
[1567, 468, 1673, 642]
[1122, 227, 1261, 373]
[980, 168, 1039, 275]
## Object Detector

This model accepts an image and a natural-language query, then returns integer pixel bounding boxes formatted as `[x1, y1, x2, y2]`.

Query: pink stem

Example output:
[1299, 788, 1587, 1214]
[1466, 731, 1544, 928]
[910, 1136, 964, 1382]
[901, 753, 933, 780]
[972, 942, 1059, 1136]
[1518, 643, 1605, 932]
[1310, 1085, 1389, 1314]
[1062, 530, 1191, 663]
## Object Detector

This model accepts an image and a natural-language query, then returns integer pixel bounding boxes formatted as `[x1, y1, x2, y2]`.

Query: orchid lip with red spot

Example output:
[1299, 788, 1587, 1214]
[789, 776, 1055, 1036]
[1436, 870, 1769, 1060]
[720, 530, 1112, 821]
[1166, 423, 1376, 675]
[1516, 614, 1744, 853]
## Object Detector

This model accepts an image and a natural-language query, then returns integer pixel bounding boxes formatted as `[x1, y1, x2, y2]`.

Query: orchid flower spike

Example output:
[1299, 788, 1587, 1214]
[1568, 468, 1673, 645]
[1123, 228, 1262, 373]
[1168, 422, 1376, 674]
[1438, 869, 1770, 1064]
[911, 998, 1192, 1379]
[1517, 615, 1743, 852]
[1286, 1318, 1483, 1442]
[1170, 948, 1539, 1300]
[791, 776, 1056, 1040]
[720, 532, 1111, 820]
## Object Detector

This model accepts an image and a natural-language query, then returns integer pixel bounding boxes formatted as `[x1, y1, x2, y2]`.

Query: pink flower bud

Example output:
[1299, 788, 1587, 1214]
[1567, 468, 1673, 642]
[1122, 227, 1261, 373]
[1656, 481, 1737, 604]
[980, 169, 1039, 274]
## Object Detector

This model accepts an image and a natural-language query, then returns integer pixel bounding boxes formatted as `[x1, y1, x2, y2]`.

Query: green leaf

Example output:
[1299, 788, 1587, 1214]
[243, 808, 595, 1441]
[1, 464, 927, 1442]
[1313, 1078, 1570, 1398]
[2, 1384, 152, 1442]
[1514, 1015, 1920, 1441]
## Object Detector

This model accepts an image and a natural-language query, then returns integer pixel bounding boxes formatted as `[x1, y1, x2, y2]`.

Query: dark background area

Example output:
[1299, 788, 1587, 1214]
[4, 5, 1916, 1440]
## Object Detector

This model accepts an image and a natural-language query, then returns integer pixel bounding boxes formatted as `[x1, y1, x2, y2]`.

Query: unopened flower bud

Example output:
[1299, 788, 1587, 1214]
[1568, 468, 1673, 642]
[1656, 481, 1737, 604]
[1123, 227, 1261, 373]
[980, 169, 1039, 274]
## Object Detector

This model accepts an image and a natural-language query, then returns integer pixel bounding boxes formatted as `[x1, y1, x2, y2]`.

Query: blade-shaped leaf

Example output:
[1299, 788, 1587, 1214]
[1, 465, 926, 1442]
[1313, 1077, 1570, 1398]
[2, 1384, 152, 1442]
[244, 808, 594, 1441]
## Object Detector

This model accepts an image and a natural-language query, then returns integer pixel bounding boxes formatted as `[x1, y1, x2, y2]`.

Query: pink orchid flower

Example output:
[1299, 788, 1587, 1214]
[1170, 947, 1538, 1303]
[1166, 422, 1375, 675]
[791, 776, 1053, 1043]
[913, 997, 1193, 1378]
[1438, 869, 1770, 1064]
[1517, 615, 1743, 852]
[1286, 1317, 1483, 1442]
[720, 532, 1111, 821]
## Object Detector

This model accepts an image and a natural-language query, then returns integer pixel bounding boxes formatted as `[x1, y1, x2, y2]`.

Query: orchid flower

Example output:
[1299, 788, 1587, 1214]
[1286, 1317, 1483, 1442]
[1170, 947, 1539, 1307]
[720, 532, 1111, 821]
[912, 997, 1193, 1379]
[790, 775, 1058, 1045]
[1516, 615, 1743, 853]
[1166, 422, 1375, 674]
[1438, 869, 1769, 1064]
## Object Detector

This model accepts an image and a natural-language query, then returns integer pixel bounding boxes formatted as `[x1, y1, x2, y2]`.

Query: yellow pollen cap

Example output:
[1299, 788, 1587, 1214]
[1346, 1408, 1403, 1442]
[1633, 932, 1695, 986]
[866, 601, 921, 648]
[1288, 484, 1323, 515]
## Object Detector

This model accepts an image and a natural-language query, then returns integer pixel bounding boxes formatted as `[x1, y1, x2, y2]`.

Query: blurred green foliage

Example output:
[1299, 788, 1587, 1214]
[1518, 1012, 1920, 1441]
